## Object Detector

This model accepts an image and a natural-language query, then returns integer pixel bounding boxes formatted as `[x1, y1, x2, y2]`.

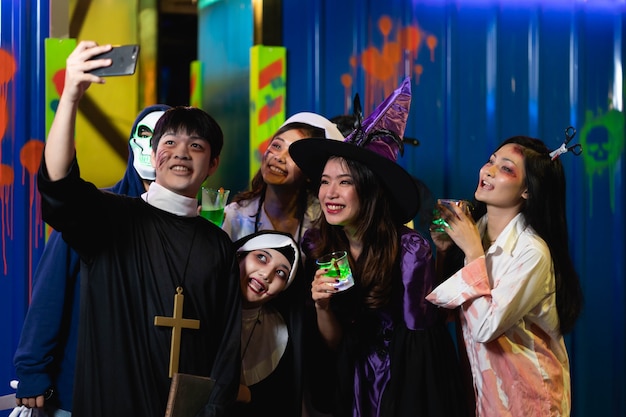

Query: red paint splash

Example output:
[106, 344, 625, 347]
[0, 48, 17, 275]
[21, 139, 45, 297]
[0, 164, 14, 275]
[0, 49, 17, 140]
[342, 15, 438, 112]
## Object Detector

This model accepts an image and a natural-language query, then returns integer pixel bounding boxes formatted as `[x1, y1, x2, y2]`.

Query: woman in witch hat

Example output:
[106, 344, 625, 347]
[290, 78, 468, 417]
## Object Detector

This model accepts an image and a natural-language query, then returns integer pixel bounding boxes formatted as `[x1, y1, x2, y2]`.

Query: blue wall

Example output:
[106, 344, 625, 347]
[0, 1, 624, 417]
[283, 0, 625, 416]
[0, 0, 47, 414]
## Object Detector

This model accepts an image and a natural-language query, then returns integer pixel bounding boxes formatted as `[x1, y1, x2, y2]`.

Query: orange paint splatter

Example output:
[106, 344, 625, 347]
[0, 164, 14, 186]
[0, 49, 17, 276]
[20, 139, 44, 175]
[21, 140, 45, 296]
[427, 35, 438, 62]
[341, 74, 354, 114]
[400, 26, 423, 53]
[344, 15, 438, 111]
[0, 100, 7, 143]
[0, 49, 17, 142]
[382, 42, 402, 67]
[378, 16, 392, 38]
[0, 164, 15, 275]
[0, 49, 16, 83]
[360, 47, 377, 76]
[340, 74, 352, 89]
[415, 64, 424, 84]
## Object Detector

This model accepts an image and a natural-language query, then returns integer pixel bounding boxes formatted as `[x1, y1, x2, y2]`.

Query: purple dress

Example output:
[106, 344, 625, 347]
[303, 226, 468, 417]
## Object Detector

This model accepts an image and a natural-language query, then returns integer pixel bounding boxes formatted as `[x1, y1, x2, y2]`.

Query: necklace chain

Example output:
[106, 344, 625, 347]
[241, 308, 262, 360]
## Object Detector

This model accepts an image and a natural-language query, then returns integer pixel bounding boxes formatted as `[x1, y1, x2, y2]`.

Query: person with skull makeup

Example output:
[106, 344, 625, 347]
[13, 104, 170, 417]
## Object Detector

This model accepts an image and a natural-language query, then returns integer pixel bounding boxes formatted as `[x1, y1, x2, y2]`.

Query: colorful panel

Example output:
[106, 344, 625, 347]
[249, 45, 286, 180]
[190, 60, 203, 108]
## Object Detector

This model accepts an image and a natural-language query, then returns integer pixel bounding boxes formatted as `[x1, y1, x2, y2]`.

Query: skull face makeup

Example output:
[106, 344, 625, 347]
[130, 110, 165, 180]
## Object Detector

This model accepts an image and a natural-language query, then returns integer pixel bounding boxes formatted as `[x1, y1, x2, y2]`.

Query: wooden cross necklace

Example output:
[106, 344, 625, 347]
[154, 227, 199, 378]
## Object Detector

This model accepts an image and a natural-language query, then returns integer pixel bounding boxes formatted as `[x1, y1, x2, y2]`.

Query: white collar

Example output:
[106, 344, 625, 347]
[478, 212, 527, 255]
[141, 182, 198, 217]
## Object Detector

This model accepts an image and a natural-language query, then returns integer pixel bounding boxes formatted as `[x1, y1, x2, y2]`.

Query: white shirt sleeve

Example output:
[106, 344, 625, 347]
[427, 243, 554, 343]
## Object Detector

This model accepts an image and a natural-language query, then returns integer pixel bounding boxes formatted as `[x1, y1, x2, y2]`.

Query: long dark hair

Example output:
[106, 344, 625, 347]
[309, 157, 399, 309]
[473, 136, 583, 334]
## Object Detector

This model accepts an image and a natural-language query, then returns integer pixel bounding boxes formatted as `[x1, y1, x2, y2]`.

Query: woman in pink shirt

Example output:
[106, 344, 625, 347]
[427, 135, 583, 417]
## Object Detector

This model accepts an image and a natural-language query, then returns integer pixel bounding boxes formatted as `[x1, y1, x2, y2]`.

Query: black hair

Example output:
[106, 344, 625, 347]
[473, 136, 583, 334]
[150, 106, 224, 158]
[310, 156, 398, 309]
[330, 114, 358, 137]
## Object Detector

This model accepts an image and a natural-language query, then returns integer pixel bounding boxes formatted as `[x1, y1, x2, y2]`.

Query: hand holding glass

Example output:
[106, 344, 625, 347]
[201, 187, 230, 226]
[315, 251, 354, 291]
[431, 199, 472, 235]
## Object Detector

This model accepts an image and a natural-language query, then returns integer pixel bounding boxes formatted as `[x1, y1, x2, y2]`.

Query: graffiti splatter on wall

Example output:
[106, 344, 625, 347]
[0, 47, 45, 285]
[340, 16, 438, 114]
[579, 108, 624, 215]
[0, 49, 15, 275]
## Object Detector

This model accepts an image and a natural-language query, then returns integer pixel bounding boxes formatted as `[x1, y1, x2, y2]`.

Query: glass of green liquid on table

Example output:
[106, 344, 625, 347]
[316, 250, 354, 291]
[201, 187, 230, 226]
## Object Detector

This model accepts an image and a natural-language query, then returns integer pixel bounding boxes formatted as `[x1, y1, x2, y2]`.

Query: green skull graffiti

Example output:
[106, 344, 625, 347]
[579, 109, 624, 215]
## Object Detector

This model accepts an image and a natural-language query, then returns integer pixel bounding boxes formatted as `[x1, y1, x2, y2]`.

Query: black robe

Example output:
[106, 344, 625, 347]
[230, 265, 306, 417]
[38, 158, 241, 417]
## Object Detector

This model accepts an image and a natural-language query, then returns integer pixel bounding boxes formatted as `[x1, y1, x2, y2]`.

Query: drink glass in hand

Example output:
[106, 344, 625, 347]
[431, 199, 472, 236]
[315, 251, 354, 291]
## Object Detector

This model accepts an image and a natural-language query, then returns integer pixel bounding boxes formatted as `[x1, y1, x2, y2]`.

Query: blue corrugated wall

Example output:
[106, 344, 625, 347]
[0, 0, 47, 415]
[0, 1, 624, 417]
[283, 1, 625, 416]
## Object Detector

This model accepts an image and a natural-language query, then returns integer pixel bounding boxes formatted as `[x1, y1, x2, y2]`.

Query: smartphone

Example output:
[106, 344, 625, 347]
[88, 45, 140, 77]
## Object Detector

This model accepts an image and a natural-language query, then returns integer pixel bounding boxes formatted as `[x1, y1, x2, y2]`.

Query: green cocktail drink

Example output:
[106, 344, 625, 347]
[316, 251, 354, 291]
[201, 208, 225, 226]
[324, 259, 351, 280]
[200, 187, 230, 226]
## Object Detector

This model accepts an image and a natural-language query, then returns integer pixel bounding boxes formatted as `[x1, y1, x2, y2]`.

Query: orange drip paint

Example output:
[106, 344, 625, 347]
[341, 16, 438, 111]
[21, 140, 45, 298]
[0, 49, 17, 276]
[378, 16, 392, 38]
[0, 164, 14, 275]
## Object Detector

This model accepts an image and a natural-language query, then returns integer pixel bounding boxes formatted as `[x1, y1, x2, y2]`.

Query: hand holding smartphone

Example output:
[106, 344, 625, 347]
[88, 45, 140, 77]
